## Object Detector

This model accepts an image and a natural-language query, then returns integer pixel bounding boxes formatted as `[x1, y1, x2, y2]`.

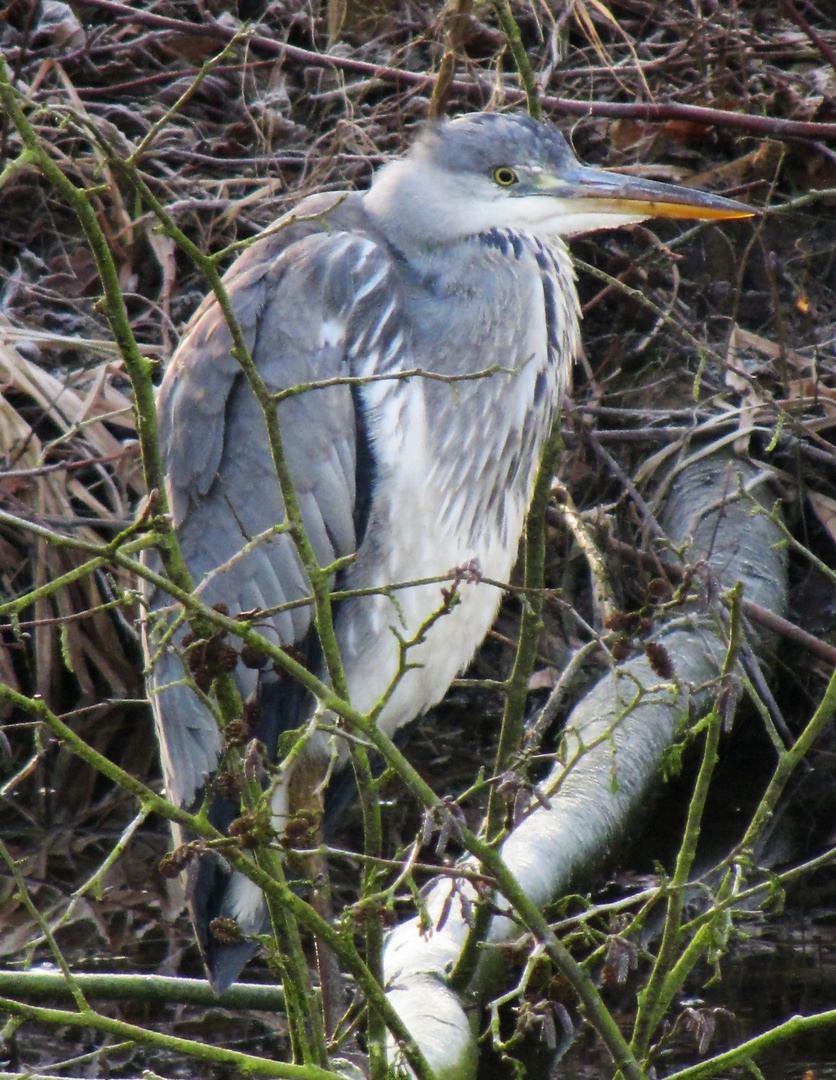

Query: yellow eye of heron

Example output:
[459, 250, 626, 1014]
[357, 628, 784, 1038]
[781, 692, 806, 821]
[492, 166, 519, 187]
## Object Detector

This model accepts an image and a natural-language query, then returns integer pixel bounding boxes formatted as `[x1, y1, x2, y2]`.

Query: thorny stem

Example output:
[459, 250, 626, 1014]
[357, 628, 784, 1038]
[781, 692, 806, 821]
[365, 580, 466, 726]
[488, 944, 544, 1055]
[0, 535, 151, 618]
[230, 770, 323, 1069]
[44, 809, 150, 946]
[271, 362, 518, 400]
[656, 874, 737, 997]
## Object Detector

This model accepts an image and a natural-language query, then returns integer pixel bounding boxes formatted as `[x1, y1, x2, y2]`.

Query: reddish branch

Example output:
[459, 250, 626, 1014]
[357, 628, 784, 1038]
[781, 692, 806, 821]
[780, 0, 836, 74]
[68, 0, 836, 141]
[600, 533, 836, 669]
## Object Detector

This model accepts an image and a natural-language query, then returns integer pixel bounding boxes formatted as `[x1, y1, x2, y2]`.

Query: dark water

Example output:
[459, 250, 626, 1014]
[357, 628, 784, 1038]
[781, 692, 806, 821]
[546, 900, 836, 1079]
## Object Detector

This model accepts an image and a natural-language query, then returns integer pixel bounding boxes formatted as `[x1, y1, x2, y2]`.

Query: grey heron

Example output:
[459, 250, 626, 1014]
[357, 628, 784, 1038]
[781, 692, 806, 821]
[143, 111, 751, 991]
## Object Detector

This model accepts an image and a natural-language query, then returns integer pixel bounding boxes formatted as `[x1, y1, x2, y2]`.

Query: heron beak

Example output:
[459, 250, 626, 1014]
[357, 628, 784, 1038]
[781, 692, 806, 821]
[537, 162, 754, 235]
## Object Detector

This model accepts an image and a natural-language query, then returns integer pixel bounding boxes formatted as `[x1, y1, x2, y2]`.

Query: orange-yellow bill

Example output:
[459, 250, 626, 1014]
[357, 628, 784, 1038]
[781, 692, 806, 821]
[537, 161, 754, 234]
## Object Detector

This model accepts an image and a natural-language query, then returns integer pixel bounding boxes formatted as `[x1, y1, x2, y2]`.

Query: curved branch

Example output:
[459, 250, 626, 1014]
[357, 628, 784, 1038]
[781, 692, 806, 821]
[60, 0, 836, 140]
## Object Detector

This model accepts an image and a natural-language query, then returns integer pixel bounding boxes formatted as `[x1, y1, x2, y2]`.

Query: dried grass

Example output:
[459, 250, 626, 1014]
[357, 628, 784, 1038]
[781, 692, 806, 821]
[1, 0, 836, 1074]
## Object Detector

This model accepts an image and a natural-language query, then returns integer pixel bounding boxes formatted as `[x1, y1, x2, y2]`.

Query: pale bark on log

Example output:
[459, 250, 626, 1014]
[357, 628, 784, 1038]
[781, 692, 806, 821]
[382, 452, 788, 1080]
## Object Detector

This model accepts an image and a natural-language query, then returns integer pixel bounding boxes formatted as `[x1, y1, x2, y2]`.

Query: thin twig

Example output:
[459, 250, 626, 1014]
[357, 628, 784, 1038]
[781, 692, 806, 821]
[60, 0, 836, 139]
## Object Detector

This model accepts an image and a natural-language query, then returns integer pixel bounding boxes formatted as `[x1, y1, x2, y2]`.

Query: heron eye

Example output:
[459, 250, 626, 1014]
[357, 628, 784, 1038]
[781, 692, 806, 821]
[492, 166, 519, 187]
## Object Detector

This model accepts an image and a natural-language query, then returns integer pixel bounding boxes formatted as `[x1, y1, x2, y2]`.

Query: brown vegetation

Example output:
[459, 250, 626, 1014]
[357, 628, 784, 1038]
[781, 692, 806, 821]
[2, 0, 836, 1077]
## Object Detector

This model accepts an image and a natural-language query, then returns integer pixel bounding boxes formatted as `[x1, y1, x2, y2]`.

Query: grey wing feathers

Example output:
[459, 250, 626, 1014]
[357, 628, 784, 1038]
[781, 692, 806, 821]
[143, 195, 393, 810]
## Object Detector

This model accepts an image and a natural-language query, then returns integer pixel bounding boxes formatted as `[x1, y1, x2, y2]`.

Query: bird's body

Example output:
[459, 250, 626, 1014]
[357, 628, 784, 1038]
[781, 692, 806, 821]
[143, 112, 750, 990]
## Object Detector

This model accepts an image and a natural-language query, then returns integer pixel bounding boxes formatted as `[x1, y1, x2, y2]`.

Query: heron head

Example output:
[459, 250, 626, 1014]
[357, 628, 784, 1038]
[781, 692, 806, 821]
[366, 111, 753, 246]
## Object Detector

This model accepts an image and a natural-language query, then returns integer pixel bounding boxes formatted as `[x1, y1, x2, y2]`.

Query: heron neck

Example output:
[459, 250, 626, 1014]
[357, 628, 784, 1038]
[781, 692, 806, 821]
[365, 158, 504, 253]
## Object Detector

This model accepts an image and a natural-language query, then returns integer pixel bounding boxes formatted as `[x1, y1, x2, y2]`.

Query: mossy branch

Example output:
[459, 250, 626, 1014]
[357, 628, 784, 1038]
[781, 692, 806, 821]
[488, 424, 562, 835]
[0, 970, 285, 1010]
[448, 422, 562, 990]
[491, 0, 542, 119]
[0, 681, 438, 1080]
[738, 661, 836, 858]
[0, 995, 340, 1079]
[632, 582, 745, 1054]
[658, 1007, 836, 1080]
[103, 149, 349, 703]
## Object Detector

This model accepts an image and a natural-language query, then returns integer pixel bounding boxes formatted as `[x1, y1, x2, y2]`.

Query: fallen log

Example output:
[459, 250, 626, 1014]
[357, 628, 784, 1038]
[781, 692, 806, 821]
[383, 451, 788, 1079]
